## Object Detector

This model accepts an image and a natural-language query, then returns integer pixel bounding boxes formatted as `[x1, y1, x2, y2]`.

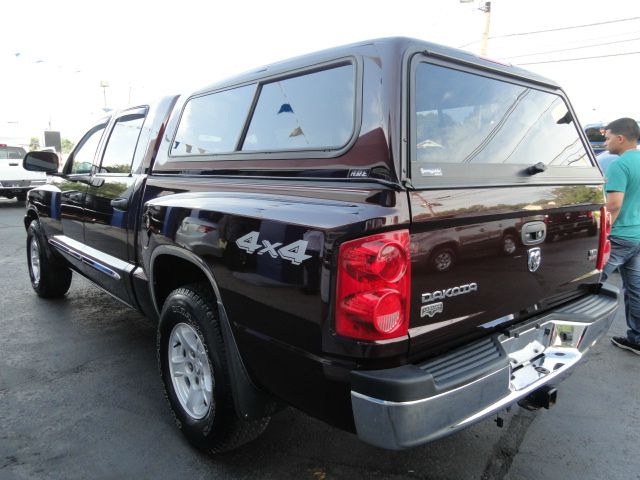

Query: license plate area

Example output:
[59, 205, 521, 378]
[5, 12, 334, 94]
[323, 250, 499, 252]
[499, 319, 588, 391]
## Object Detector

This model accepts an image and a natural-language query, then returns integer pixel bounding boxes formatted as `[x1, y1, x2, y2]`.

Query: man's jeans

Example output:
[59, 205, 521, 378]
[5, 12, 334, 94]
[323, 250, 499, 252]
[602, 236, 640, 344]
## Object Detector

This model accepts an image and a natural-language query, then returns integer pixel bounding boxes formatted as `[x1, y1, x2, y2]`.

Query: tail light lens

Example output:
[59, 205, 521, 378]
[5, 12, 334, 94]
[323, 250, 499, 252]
[335, 230, 410, 341]
[196, 225, 216, 234]
[596, 206, 612, 270]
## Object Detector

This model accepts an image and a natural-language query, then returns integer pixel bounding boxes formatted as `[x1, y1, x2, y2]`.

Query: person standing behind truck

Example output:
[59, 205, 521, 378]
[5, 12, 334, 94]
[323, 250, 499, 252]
[602, 117, 640, 355]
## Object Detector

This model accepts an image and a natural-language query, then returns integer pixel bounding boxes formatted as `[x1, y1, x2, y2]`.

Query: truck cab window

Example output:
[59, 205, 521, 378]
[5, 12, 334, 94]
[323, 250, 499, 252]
[100, 111, 147, 174]
[68, 122, 108, 174]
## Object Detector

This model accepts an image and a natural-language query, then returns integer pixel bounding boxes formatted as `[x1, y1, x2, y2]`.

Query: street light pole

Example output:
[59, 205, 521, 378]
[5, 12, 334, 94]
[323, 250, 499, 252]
[100, 80, 110, 111]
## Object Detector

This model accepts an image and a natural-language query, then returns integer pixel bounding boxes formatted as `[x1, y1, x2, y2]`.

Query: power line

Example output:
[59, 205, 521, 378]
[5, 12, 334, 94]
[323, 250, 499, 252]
[518, 50, 640, 65]
[560, 29, 640, 46]
[490, 16, 640, 39]
[504, 36, 640, 59]
[457, 17, 640, 48]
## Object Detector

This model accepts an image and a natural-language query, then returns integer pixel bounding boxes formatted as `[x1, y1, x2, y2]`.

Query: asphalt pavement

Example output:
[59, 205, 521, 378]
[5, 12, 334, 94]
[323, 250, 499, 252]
[0, 198, 638, 480]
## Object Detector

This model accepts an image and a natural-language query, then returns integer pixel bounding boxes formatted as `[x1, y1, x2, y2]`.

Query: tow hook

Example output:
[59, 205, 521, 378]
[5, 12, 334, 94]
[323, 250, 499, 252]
[518, 386, 558, 411]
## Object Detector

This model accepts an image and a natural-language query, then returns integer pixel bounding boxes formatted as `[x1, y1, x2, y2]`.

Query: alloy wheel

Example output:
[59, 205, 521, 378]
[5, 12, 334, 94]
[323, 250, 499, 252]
[168, 322, 214, 420]
[30, 237, 40, 284]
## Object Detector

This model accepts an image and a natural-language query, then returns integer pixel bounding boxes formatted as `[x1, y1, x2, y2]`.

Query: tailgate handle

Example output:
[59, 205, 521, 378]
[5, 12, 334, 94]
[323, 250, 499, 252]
[521, 221, 546, 245]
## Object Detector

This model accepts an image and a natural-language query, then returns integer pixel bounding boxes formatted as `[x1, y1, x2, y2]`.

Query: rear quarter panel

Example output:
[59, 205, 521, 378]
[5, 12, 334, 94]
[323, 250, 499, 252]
[140, 177, 410, 427]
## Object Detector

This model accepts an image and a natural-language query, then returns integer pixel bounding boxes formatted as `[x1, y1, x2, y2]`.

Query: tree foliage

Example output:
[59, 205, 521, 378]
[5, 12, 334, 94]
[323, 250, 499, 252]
[29, 137, 40, 151]
[61, 138, 75, 154]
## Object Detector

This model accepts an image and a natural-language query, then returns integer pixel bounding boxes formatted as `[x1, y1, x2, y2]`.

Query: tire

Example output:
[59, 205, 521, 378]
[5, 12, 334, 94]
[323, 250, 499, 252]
[26, 220, 72, 298]
[157, 283, 269, 453]
[545, 232, 559, 243]
[501, 233, 518, 256]
[430, 246, 456, 272]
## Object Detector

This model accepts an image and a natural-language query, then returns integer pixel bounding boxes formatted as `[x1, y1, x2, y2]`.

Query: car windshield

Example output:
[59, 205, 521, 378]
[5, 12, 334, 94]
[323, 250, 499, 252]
[0, 146, 27, 160]
[585, 125, 605, 143]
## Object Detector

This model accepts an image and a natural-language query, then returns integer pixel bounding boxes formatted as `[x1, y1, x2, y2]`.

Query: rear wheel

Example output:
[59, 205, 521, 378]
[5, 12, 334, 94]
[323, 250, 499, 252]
[546, 232, 560, 243]
[157, 283, 269, 453]
[430, 246, 456, 272]
[26, 220, 72, 298]
[501, 233, 518, 256]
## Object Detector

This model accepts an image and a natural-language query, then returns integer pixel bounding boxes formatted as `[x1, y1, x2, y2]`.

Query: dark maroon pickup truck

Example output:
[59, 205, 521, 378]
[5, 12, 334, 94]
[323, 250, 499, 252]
[22, 37, 618, 453]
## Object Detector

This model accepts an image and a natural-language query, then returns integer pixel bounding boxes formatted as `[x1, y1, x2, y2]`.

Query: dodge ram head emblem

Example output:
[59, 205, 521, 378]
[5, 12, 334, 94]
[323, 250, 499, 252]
[528, 247, 542, 272]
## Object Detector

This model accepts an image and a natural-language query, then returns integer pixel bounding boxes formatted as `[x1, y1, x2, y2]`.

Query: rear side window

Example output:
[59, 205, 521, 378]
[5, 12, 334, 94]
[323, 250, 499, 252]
[411, 62, 597, 187]
[167, 62, 355, 162]
[171, 84, 256, 156]
[100, 109, 147, 174]
[242, 64, 355, 151]
[0, 146, 26, 160]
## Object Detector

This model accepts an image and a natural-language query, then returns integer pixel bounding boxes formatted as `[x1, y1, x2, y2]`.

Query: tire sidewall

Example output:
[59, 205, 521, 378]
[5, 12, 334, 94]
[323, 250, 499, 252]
[502, 233, 518, 255]
[158, 289, 229, 448]
[27, 221, 45, 291]
[431, 247, 456, 272]
[26, 219, 72, 298]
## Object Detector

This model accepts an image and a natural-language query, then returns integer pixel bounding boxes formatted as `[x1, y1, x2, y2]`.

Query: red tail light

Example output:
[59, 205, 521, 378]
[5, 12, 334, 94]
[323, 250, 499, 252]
[596, 206, 612, 270]
[335, 230, 411, 341]
[196, 225, 216, 233]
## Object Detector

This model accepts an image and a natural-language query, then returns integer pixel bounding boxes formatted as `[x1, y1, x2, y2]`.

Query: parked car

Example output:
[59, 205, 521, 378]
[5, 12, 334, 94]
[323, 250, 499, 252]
[545, 209, 598, 242]
[584, 123, 607, 154]
[596, 151, 618, 173]
[585, 121, 640, 155]
[22, 37, 618, 453]
[412, 218, 527, 273]
[0, 144, 46, 202]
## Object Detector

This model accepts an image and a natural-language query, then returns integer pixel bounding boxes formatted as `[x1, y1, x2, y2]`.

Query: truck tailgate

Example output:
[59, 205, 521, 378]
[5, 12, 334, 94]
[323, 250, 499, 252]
[407, 185, 603, 358]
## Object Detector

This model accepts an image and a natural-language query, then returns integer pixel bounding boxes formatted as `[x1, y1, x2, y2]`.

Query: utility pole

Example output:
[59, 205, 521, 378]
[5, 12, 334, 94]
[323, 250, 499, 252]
[479, 1, 492, 56]
[459, 0, 493, 55]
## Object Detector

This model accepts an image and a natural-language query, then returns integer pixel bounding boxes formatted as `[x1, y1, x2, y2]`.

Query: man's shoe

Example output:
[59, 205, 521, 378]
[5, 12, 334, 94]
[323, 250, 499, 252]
[611, 336, 640, 355]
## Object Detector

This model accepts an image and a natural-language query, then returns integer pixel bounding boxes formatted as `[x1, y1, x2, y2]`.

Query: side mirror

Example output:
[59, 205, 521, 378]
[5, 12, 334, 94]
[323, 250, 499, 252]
[23, 151, 59, 174]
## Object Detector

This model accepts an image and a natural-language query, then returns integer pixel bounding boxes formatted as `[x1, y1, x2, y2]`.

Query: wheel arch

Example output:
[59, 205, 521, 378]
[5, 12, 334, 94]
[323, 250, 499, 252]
[430, 240, 459, 255]
[150, 245, 279, 420]
[24, 207, 39, 231]
[502, 227, 518, 238]
[150, 246, 215, 316]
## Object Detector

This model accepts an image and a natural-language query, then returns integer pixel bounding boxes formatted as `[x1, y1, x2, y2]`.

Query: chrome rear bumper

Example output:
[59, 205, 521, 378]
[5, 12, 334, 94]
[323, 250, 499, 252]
[350, 283, 619, 450]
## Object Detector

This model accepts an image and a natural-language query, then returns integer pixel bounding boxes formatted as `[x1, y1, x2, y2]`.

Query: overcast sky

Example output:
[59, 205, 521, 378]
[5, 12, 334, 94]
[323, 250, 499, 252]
[2, 0, 639, 145]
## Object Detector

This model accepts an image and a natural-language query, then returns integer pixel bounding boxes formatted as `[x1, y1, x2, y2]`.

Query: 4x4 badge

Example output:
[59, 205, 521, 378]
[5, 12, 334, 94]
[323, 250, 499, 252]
[235, 231, 312, 265]
[528, 247, 542, 272]
[421, 302, 444, 318]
